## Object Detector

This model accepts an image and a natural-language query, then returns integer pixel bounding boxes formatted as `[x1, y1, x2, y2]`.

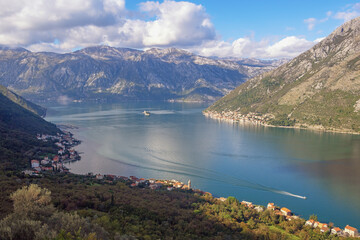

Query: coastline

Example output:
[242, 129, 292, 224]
[203, 110, 360, 135]
[27, 125, 359, 234]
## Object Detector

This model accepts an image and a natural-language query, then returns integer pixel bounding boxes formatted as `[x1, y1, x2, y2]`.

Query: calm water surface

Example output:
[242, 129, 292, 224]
[45, 101, 360, 228]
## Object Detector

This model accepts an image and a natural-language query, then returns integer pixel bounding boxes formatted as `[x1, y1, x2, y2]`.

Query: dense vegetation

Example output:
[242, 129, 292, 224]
[0, 87, 60, 170]
[0, 84, 46, 116]
[0, 172, 356, 240]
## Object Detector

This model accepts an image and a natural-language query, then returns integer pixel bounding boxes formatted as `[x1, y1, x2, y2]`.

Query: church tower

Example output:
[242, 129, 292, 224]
[188, 179, 191, 189]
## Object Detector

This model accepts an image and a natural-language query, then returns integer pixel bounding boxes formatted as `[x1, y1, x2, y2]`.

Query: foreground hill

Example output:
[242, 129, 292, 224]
[1, 173, 356, 240]
[0, 85, 60, 169]
[206, 17, 360, 134]
[0, 46, 282, 102]
[0, 84, 46, 116]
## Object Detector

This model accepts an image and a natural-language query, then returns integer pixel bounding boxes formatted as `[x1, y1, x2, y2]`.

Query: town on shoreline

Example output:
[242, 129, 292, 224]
[22, 130, 359, 238]
[23, 130, 81, 176]
[203, 110, 360, 135]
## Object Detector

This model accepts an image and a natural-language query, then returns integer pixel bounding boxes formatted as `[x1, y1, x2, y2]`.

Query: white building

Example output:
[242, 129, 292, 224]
[31, 160, 40, 168]
[344, 225, 358, 237]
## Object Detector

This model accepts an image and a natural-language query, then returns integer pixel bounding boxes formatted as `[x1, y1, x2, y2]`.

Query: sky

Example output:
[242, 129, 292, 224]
[0, 0, 359, 59]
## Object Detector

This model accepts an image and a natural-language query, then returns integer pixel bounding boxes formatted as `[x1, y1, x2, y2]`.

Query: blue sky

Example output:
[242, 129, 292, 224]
[126, 0, 358, 41]
[0, 0, 359, 59]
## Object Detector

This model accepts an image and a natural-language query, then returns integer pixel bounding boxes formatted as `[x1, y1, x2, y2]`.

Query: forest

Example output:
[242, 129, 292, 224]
[0, 171, 356, 240]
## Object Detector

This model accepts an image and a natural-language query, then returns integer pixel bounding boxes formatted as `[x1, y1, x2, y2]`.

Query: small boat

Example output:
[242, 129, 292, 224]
[143, 111, 151, 116]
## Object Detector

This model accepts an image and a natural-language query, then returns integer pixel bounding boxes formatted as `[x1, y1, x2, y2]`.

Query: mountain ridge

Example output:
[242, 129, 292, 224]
[205, 17, 360, 134]
[0, 46, 283, 102]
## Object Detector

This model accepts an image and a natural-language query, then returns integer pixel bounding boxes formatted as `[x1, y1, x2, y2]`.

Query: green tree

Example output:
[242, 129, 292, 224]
[309, 214, 318, 221]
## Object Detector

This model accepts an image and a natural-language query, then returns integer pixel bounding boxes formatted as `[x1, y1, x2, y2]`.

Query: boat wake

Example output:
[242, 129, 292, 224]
[99, 146, 307, 199]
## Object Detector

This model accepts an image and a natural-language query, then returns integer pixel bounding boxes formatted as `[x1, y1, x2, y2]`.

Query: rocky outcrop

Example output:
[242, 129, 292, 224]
[206, 17, 360, 133]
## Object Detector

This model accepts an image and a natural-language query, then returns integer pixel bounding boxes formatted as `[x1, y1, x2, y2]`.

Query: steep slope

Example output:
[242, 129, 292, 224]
[0, 84, 46, 116]
[206, 17, 360, 133]
[0, 46, 282, 102]
[0, 86, 60, 169]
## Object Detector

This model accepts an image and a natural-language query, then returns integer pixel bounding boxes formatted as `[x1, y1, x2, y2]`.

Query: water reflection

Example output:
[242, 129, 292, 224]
[45, 102, 360, 227]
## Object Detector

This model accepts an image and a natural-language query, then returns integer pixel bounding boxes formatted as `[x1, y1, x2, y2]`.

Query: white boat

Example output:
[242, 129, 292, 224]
[143, 111, 150, 116]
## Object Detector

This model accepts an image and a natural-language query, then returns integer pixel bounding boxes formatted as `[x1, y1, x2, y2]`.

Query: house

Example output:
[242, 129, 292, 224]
[41, 159, 49, 165]
[135, 179, 145, 185]
[58, 149, 64, 155]
[320, 226, 329, 233]
[95, 174, 103, 180]
[149, 183, 162, 190]
[174, 183, 183, 188]
[106, 175, 117, 180]
[130, 183, 137, 187]
[31, 160, 40, 168]
[241, 201, 253, 208]
[149, 178, 156, 184]
[274, 210, 283, 216]
[53, 155, 59, 162]
[267, 203, 275, 210]
[129, 176, 138, 181]
[216, 197, 227, 202]
[254, 206, 264, 212]
[344, 225, 358, 237]
[331, 227, 342, 235]
[305, 219, 315, 227]
[167, 187, 173, 191]
[280, 207, 292, 216]
[318, 223, 328, 229]
[313, 221, 319, 228]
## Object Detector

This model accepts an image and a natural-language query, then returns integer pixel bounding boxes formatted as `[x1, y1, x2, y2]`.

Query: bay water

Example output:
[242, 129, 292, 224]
[45, 101, 360, 228]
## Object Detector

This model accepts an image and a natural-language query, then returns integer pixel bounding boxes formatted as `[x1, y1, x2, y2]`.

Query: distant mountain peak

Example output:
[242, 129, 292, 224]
[0, 45, 283, 103]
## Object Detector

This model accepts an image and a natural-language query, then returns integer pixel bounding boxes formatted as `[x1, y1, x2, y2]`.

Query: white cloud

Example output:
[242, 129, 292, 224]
[334, 3, 360, 22]
[0, 0, 320, 59]
[0, 0, 215, 53]
[191, 36, 318, 59]
[265, 36, 315, 58]
[304, 18, 317, 30]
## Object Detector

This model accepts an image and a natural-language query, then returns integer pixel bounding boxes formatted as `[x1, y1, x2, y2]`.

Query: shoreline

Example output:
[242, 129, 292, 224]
[30, 120, 359, 234]
[203, 110, 360, 135]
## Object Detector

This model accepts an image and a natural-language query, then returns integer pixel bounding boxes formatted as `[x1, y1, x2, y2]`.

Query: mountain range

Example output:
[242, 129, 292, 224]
[0, 46, 284, 102]
[206, 17, 360, 133]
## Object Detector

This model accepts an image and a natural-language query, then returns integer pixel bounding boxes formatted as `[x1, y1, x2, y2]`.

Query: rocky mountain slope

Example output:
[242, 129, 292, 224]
[206, 17, 360, 133]
[0, 46, 282, 102]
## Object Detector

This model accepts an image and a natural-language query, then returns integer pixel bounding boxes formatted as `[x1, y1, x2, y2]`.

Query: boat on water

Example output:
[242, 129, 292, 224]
[143, 111, 151, 116]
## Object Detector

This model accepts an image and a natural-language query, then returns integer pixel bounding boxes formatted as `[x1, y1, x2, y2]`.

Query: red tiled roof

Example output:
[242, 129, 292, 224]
[345, 225, 358, 232]
[281, 207, 291, 213]
[333, 227, 341, 232]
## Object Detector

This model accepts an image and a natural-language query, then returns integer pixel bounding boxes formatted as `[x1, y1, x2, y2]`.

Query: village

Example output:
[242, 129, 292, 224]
[237, 201, 359, 238]
[203, 110, 272, 125]
[91, 173, 359, 238]
[21, 129, 359, 238]
[22, 131, 81, 175]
